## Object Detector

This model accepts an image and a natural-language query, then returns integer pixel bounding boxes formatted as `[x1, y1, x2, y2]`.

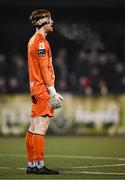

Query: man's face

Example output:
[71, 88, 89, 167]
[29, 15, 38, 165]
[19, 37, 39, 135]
[36, 16, 54, 33]
[44, 16, 54, 33]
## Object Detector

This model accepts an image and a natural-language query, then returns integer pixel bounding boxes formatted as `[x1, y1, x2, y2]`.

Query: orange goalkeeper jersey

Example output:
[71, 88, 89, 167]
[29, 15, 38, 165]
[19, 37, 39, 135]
[27, 32, 55, 96]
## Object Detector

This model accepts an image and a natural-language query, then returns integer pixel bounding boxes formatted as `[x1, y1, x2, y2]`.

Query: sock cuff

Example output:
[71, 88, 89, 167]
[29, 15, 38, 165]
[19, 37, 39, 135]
[36, 160, 44, 169]
[28, 161, 36, 167]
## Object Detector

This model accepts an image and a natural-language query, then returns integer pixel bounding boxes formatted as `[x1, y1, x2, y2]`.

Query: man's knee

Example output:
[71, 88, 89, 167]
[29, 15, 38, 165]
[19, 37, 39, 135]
[30, 116, 50, 135]
[28, 118, 35, 132]
[34, 124, 49, 135]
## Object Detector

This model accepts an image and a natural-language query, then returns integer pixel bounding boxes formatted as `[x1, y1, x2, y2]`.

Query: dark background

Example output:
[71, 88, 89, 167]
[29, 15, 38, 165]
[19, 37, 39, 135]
[0, 0, 125, 55]
[1, 0, 125, 94]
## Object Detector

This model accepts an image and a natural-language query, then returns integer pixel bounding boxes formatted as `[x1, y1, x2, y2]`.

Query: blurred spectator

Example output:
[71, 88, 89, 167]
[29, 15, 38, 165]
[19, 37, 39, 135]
[0, 53, 7, 77]
[113, 62, 125, 92]
[7, 54, 28, 93]
[54, 48, 68, 92]
[90, 67, 101, 94]
[71, 49, 91, 93]
[74, 49, 90, 79]
[0, 54, 7, 94]
[13, 54, 28, 91]
[7, 77, 20, 94]
[115, 76, 125, 94]
[0, 77, 6, 94]
[97, 51, 116, 93]
[77, 76, 92, 95]
[97, 80, 108, 95]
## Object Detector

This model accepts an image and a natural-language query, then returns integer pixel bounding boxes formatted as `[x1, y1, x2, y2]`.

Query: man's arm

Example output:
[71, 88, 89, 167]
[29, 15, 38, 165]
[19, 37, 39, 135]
[37, 41, 63, 109]
[38, 57, 54, 87]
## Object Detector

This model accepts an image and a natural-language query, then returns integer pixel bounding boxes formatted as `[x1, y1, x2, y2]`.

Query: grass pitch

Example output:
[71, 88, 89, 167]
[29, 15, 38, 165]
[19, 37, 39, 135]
[0, 135, 125, 179]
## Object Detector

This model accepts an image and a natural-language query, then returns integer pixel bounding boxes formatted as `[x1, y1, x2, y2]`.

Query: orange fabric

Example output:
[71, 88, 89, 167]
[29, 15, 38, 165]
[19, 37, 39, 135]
[31, 92, 54, 118]
[28, 32, 55, 96]
[25, 131, 45, 162]
[25, 131, 34, 162]
[27, 32, 55, 117]
[34, 134, 45, 161]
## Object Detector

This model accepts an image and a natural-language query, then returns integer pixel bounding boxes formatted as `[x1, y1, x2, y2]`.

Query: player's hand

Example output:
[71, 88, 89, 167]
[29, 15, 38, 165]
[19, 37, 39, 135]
[47, 86, 64, 109]
[50, 93, 63, 109]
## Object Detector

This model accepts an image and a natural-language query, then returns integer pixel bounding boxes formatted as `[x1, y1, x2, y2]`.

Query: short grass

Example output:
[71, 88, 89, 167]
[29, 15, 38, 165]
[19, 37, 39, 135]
[0, 135, 125, 179]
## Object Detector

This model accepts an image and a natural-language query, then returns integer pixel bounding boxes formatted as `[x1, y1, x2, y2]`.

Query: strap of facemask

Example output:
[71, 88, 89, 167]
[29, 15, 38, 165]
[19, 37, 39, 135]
[35, 21, 49, 29]
[32, 15, 49, 29]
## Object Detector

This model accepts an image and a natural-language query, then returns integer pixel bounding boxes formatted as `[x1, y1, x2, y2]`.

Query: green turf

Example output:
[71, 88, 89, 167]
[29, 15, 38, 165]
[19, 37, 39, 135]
[0, 136, 125, 179]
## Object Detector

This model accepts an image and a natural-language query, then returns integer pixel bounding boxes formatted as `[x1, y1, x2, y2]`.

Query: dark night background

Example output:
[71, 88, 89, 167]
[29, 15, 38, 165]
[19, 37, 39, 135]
[0, 0, 125, 55]
[0, 0, 125, 95]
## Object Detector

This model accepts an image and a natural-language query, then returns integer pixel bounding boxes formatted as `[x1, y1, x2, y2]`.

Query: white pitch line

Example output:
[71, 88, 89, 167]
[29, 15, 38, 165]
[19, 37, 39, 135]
[0, 154, 25, 157]
[16, 167, 26, 170]
[0, 167, 12, 170]
[63, 171, 125, 176]
[0, 154, 125, 161]
[0, 167, 26, 170]
[62, 163, 125, 169]
[46, 155, 125, 161]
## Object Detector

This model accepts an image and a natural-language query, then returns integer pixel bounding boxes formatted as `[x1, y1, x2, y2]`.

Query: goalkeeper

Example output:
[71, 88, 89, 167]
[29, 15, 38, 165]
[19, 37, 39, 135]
[25, 9, 63, 175]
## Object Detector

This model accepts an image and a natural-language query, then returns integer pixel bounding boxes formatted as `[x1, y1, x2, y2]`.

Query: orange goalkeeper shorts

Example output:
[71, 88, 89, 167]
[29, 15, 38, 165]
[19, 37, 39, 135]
[31, 92, 54, 118]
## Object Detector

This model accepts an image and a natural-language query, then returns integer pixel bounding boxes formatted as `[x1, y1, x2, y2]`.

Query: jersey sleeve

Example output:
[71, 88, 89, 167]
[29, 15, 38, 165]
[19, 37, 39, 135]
[36, 41, 55, 87]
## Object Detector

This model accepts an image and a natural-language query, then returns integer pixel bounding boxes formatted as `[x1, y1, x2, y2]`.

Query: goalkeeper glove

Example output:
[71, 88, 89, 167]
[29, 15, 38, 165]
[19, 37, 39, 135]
[48, 86, 63, 109]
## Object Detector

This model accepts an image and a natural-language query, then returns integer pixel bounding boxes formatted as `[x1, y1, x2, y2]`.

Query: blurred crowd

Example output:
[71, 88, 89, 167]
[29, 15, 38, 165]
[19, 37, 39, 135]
[0, 48, 125, 95]
[54, 48, 125, 95]
[0, 53, 28, 94]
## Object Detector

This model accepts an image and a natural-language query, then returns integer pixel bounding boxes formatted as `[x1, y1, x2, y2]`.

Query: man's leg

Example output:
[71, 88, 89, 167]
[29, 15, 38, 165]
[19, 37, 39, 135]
[25, 131, 35, 164]
[25, 118, 36, 173]
[25, 116, 59, 174]
[33, 116, 49, 169]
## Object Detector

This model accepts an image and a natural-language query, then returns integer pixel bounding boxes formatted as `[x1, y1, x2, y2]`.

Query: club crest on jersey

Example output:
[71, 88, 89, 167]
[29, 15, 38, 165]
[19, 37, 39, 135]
[39, 43, 45, 50]
[38, 42, 46, 57]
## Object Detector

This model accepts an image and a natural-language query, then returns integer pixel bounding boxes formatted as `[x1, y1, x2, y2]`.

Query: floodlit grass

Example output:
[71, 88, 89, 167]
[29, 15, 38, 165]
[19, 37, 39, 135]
[0, 135, 125, 179]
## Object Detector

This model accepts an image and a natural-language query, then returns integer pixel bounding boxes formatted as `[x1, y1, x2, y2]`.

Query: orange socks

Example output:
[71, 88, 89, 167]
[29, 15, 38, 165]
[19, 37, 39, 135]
[25, 131, 34, 162]
[34, 134, 45, 161]
[25, 131, 45, 162]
